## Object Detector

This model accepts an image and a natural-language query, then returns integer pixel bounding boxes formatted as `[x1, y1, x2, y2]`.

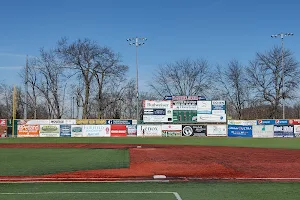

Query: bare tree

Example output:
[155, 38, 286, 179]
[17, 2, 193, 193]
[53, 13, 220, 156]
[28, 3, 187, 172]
[24, 49, 67, 119]
[57, 38, 105, 118]
[93, 47, 128, 118]
[247, 46, 300, 118]
[215, 60, 249, 119]
[150, 59, 212, 98]
[0, 83, 13, 118]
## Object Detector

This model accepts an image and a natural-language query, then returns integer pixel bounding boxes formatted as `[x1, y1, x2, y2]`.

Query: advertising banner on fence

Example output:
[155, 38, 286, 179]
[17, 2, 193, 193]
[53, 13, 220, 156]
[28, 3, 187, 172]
[162, 124, 182, 137]
[106, 120, 133, 125]
[0, 119, 7, 127]
[211, 100, 226, 115]
[227, 120, 257, 126]
[144, 108, 169, 115]
[126, 125, 137, 136]
[197, 114, 226, 123]
[17, 125, 39, 137]
[143, 100, 172, 109]
[257, 119, 289, 125]
[252, 125, 274, 138]
[83, 125, 110, 137]
[143, 113, 173, 123]
[294, 125, 300, 137]
[207, 125, 227, 137]
[172, 110, 197, 123]
[25, 120, 50, 125]
[40, 125, 60, 137]
[274, 125, 294, 137]
[228, 125, 252, 137]
[60, 125, 71, 137]
[76, 119, 106, 125]
[182, 125, 207, 137]
[49, 119, 76, 125]
[197, 101, 212, 114]
[110, 125, 127, 137]
[137, 125, 162, 137]
[71, 125, 84, 137]
[25, 119, 76, 125]
[0, 119, 7, 137]
[289, 119, 300, 125]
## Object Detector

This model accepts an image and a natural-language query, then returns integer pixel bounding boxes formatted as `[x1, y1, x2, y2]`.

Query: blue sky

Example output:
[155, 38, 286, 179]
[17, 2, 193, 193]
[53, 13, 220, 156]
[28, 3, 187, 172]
[0, 0, 299, 90]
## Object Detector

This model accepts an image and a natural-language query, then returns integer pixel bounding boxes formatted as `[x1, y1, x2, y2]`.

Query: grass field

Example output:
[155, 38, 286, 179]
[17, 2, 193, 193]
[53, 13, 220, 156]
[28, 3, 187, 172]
[1, 137, 300, 149]
[1, 137, 299, 199]
[0, 148, 129, 176]
[0, 182, 299, 200]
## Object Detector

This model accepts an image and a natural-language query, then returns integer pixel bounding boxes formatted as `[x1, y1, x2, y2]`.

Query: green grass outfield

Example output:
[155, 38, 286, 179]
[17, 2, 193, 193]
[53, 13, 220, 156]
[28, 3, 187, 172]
[1, 137, 300, 149]
[0, 182, 299, 200]
[0, 149, 129, 176]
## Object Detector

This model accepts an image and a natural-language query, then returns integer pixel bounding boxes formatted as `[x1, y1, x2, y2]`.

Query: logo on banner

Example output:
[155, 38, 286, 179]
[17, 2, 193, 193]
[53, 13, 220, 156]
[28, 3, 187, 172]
[182, 126, 193, 136]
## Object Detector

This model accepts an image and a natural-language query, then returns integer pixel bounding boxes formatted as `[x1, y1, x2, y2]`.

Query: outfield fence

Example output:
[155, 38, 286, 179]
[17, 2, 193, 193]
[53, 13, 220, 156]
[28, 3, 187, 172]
[0, 119, 300, 138]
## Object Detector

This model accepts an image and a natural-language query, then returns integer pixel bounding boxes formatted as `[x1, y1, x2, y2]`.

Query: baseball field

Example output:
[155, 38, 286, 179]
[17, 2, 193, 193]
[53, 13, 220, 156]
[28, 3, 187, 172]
[0, 137, 300, 200]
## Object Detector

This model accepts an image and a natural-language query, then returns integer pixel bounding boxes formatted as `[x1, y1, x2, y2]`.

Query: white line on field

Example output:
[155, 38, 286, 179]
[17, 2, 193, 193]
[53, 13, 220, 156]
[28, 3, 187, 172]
[187, 177, 300, 180]
[0, 191, 183, 200]
[0, 180, 170, 183]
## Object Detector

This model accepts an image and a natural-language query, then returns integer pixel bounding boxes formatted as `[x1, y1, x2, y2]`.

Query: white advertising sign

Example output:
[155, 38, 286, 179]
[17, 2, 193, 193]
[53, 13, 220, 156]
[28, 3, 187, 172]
[162, 124, 182, 137]
[83, 125, 111, 137]
[197, 114, 226, 122]
[197, 101, 212, 114]
[71, 125, 84, 137]
[26, 120, 51, 125]
[173, 100, 197, 110]
[39, 125, 60, 137]
[227, 120, 257, 126]
[207, 125, 227, 136]
[143, 100, 172, 109]
[137, 125, 162, 137]
[252, 125, 274, 138]
[49, 119, 76, 125]
[143, 114, 173, 123]
[294, 125, 300, 137]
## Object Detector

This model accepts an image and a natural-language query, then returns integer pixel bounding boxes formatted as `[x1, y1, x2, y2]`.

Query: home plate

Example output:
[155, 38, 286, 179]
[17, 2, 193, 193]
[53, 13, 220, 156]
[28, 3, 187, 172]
[153, 175, 167, 179]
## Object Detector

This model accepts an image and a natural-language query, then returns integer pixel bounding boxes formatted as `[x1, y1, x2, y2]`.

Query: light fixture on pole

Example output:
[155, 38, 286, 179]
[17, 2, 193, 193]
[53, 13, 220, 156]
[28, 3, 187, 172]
[271, 32, 294, 119]
[126, 37, 147, 121]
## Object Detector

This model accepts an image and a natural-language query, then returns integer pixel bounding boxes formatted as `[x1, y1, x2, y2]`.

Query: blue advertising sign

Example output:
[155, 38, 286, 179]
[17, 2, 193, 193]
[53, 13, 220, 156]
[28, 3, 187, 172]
[106, 120, 132, 125]
[257, 119, 289, 125]
[60, 124, 71, 137]
[164, 96, 172, 100]
[228, 125, 253, 137]
[274, 125, 294, 137]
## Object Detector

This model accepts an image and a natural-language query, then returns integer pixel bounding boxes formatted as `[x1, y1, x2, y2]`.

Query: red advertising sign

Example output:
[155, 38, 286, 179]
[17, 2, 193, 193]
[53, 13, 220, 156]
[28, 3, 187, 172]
[289, 119, 300, 125]
[110, 125, 127, 137]
[0, 119, 7, 137]
[0, 119, 6, 127]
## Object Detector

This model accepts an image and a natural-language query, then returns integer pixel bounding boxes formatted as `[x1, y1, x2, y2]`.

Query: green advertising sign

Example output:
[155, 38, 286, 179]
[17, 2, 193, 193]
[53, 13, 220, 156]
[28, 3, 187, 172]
[172, 110, 197, 123]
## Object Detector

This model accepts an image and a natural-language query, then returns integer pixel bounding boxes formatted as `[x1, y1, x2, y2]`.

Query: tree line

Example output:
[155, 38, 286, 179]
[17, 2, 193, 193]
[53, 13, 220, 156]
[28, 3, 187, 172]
[0, 38, 299, 120]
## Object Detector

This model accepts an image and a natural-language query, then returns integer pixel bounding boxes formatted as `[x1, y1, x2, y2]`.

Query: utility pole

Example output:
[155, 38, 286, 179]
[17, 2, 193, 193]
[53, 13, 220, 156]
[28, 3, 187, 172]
[271, 33, 294, 119]
[126, 37, 147, 121]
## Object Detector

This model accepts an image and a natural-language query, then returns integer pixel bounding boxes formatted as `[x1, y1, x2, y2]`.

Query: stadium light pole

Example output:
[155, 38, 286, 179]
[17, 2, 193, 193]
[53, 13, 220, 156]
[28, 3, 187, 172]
[271, 32, 294, 119]
[126, 37, 147, 121]
[24, 55, 29, 119]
